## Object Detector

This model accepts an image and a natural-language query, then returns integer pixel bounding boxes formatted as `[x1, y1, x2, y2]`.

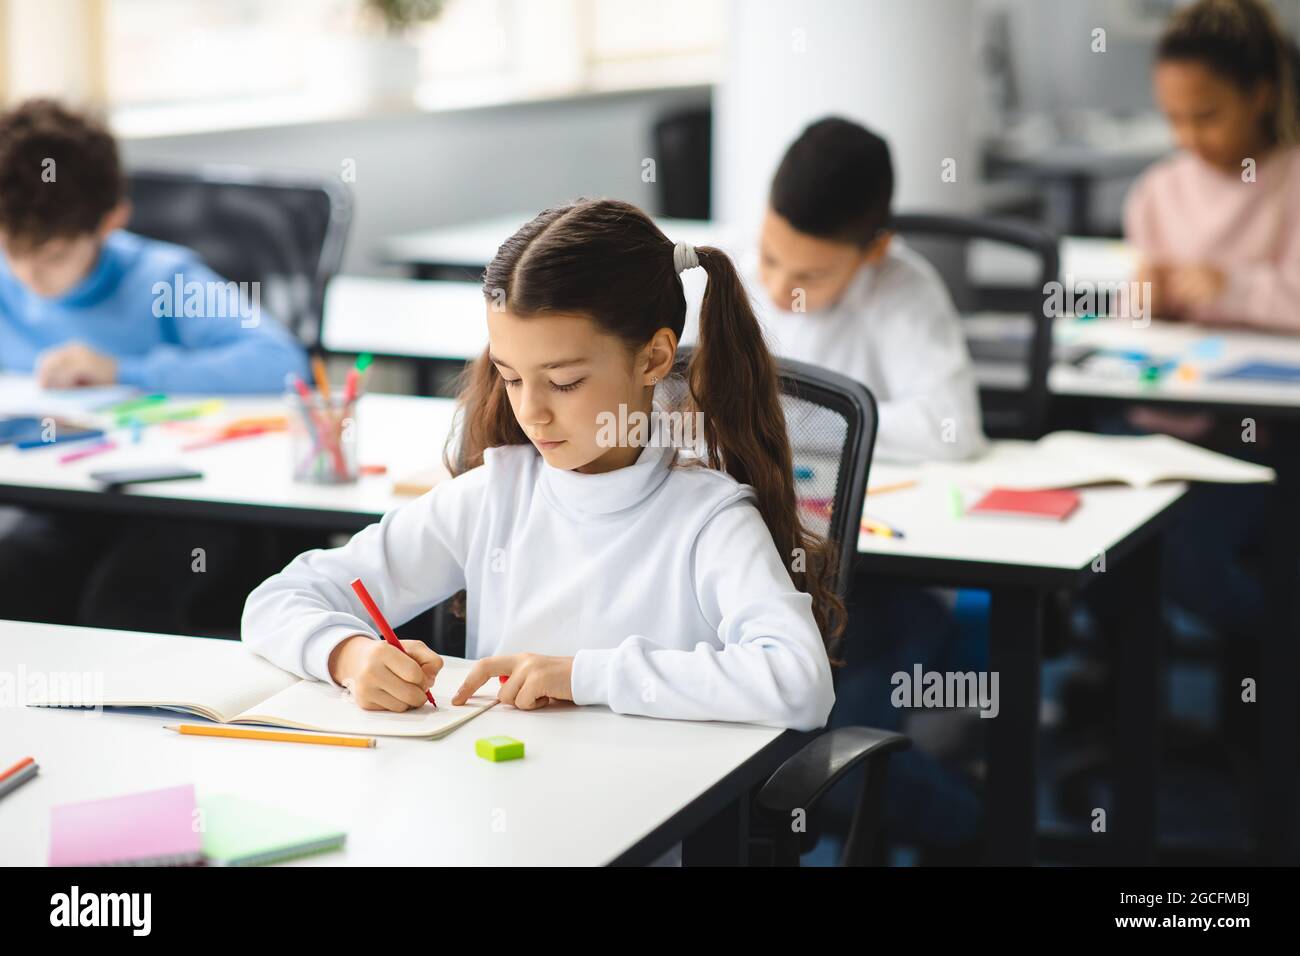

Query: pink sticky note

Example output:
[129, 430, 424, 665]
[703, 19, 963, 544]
[49, 783, 202, 866]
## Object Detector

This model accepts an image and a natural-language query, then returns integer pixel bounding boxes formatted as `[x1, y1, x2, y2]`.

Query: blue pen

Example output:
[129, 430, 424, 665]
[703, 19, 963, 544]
[16, 429, 106, 451]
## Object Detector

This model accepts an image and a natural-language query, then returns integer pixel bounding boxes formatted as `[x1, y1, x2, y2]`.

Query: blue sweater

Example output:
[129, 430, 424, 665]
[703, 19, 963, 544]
[0, 230, 308, 393]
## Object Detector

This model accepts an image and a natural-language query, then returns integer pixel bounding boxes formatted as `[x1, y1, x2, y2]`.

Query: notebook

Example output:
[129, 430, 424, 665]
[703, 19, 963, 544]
[934, 431, 1276, 490]
[968, 487, 1081, 521]
[49, 784, 203, 866]
[199, 794, 345, 866]
[26, 636, 497, 740]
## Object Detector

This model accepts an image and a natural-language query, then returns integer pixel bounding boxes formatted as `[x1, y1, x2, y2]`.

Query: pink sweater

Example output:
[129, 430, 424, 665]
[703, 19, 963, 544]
[1123, 145, 1300, 332]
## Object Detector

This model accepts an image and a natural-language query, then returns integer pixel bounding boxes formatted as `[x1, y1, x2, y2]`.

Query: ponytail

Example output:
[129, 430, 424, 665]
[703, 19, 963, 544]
[681, 245, 847, 657]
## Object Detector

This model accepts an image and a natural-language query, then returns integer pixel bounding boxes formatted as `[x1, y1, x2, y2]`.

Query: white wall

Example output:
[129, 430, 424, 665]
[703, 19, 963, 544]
[119, 87, 710, 276]
[714, 0, 979, 235]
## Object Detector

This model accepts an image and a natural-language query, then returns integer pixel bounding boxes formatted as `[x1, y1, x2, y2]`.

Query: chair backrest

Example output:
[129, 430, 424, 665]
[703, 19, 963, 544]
[889, 213, 1058, 439]
[667, 348, 877, 602]
[125, 165, 353, 348]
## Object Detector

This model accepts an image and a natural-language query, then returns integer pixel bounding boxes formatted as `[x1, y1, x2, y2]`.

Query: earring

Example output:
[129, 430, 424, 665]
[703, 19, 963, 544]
[650, 375, 660, 385]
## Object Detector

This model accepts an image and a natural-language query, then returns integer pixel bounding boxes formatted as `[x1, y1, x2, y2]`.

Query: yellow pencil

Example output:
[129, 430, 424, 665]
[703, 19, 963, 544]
[866, 479, 918, 497]
[163, 723, 375, 748]
[861, 516, 906, 539]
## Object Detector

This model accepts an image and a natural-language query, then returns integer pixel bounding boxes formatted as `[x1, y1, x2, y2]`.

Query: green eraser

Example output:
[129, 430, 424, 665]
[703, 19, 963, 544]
[476, 735, 524, 762]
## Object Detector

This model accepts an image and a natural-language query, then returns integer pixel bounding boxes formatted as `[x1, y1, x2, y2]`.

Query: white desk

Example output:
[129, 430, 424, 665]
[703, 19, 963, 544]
[1050, 317, 1300, 413]
[0, 377, 456, 530]
[321, 276, 487, 362]
[0, 620, 803, 866]
[968, 236, 1138, 290]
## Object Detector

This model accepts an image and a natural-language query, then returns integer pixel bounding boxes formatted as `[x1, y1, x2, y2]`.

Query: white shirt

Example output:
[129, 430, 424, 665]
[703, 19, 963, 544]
[683, 239, 988, 462]
[241, 438, 836, 732]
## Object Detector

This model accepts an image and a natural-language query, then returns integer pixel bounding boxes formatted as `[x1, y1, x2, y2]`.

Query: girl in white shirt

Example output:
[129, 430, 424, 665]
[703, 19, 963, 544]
[242, 198, 841, 732]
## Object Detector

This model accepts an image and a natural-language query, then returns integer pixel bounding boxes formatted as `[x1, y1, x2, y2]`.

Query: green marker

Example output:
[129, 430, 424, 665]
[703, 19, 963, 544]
[949, 484, 964, 519]
[104, 394, 166, 415]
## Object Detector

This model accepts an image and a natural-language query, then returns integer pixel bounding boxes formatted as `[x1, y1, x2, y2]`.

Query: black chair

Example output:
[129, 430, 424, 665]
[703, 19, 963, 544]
[666, 348, 912, 866]
[652, 106, 712, 219]
[890, 213, 1059, 439]
[125, 165, 353, 348]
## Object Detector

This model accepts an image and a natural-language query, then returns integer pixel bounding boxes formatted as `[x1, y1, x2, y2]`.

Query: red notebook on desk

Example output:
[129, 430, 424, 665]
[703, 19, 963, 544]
[968, 487, 1081, 521]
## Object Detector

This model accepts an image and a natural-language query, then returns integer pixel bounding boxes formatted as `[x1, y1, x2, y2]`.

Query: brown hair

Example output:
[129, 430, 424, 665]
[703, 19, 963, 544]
[444, 198, 846, 658]
[1158, 0, 1300, 146]
[0, 99, 124, 252]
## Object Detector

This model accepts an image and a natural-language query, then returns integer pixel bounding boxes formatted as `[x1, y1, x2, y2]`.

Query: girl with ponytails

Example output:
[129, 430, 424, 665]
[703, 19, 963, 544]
[243, 198, 839, 731]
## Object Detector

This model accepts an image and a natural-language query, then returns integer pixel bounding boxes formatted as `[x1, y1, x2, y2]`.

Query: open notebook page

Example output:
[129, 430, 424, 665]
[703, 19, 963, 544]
[235, 661, 497, 738]
[27, 637, 298, 722]
[1041, 432, 1276, 487]
[934, 432, 1274, 490]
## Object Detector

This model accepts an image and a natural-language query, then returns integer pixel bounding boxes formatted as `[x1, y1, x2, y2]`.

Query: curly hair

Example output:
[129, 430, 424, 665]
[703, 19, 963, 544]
[0, 99, 123, 252]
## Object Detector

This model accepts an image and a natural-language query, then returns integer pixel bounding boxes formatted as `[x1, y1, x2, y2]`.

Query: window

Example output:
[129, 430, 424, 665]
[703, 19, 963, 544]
[1, 0, 724, 132]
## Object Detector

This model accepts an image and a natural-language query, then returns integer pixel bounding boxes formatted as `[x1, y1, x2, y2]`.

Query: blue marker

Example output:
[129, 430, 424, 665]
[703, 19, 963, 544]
[16, 429, 106, 451]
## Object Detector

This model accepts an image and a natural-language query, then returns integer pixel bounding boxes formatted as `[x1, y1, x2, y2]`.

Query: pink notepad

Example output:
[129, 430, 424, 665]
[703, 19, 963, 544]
[49, 784, 203, 866]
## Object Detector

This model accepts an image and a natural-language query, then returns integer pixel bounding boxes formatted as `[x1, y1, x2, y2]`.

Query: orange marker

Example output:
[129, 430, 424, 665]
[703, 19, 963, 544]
[311, 355, 332, 403]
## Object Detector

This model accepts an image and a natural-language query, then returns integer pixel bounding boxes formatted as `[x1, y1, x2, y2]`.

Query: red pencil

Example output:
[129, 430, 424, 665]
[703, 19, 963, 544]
[349, 578, 435, 706]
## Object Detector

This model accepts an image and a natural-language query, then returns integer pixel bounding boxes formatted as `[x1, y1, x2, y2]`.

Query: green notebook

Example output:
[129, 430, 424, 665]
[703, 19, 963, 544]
[199, 795, 346, 866]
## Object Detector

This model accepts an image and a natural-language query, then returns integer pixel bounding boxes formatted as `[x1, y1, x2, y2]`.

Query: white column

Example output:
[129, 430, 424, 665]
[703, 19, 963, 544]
[714, 0, 979, 235]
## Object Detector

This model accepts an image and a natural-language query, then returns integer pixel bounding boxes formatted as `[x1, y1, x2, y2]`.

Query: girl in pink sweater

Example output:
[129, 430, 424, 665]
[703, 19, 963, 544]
[1125, 0, 1300, 333]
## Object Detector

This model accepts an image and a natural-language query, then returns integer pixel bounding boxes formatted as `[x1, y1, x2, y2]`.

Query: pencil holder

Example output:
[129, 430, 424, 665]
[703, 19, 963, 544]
[288, 392, 359, 484]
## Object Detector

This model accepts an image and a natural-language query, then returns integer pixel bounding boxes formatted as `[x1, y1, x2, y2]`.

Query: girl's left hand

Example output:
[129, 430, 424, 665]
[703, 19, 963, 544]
[453, 653, 574, 709]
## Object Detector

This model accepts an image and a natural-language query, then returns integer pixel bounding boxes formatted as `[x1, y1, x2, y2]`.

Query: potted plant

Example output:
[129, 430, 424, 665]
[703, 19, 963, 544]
[319, 0, 447, 108]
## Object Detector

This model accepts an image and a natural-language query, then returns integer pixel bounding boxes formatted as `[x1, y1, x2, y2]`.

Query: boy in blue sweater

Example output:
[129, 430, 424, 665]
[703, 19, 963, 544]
[0, 100, 309, 630]
[0, 100, 306, 391]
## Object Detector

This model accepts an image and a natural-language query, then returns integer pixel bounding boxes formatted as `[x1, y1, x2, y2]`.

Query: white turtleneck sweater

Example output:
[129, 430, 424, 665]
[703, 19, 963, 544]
[241, 439, 836, 732]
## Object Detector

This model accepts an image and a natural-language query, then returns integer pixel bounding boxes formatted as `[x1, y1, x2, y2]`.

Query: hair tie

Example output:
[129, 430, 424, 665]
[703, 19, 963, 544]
[673, 241, 699, 274]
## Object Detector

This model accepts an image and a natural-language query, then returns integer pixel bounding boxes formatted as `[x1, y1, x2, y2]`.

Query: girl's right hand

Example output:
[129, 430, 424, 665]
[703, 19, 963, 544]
[327, 635, 443, 711]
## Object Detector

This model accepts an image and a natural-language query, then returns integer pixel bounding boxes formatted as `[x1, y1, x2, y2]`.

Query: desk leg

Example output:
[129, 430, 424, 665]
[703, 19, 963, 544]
[985, 586, 1045, 865]
[1260, 421, 1300, 864]
[1109, 536, 1162, 865]
[682, 794, 749, 866]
